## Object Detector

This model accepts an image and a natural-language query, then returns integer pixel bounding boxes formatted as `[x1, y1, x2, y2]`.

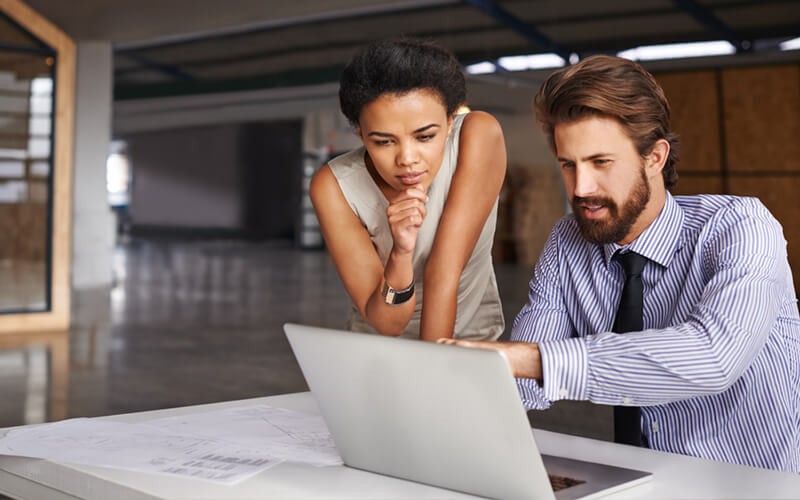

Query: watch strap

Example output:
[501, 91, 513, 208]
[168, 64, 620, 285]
[382, 278, 415, 305]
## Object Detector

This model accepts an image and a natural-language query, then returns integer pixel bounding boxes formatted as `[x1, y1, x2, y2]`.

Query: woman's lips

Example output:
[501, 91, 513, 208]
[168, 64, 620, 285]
[399, 171, 425, 185]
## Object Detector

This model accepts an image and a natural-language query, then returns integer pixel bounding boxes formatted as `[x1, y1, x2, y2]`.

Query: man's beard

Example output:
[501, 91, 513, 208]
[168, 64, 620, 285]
[572, 167, 650, 245]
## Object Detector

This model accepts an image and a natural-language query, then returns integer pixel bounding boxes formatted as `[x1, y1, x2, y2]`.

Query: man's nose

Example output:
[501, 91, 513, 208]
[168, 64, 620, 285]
[573, 164, 598, 197]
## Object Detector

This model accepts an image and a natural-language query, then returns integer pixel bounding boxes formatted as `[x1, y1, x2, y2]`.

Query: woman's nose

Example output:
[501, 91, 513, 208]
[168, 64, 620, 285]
[396, 142, 419, 167]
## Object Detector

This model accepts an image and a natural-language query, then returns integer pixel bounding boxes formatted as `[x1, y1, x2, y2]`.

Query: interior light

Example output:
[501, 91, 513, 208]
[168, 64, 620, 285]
[780, 37, 800, 51]
[497, 53, 565, 71]
[617, 40, 736, 61]
[465, 61, 497, 75]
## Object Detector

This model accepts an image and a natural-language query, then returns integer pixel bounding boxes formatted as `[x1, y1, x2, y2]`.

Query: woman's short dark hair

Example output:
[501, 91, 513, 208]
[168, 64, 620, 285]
[534, 55, 680, 190]
[339, 37, 466, 126]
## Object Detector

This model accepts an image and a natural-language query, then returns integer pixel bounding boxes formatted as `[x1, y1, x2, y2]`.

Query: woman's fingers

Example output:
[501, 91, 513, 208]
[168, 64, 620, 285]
[387, 202, 427, 227]
[387, 188, 428, 218]
[386, 187, 429, 252]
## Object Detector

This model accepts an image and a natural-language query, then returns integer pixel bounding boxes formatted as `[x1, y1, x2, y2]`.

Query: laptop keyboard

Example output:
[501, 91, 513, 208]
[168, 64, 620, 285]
[548, 474, 585, 492]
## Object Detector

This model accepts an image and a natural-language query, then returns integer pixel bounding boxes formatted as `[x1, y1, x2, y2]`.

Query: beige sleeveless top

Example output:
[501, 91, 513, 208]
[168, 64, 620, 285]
[328, 113, 504, 340]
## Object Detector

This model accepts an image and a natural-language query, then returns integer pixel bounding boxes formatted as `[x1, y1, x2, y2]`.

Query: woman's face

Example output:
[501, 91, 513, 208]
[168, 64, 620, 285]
[357, 89, 453, 195]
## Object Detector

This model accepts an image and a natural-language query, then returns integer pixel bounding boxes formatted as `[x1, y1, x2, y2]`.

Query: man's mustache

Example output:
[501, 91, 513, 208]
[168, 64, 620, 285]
[573, 196, 614, 207]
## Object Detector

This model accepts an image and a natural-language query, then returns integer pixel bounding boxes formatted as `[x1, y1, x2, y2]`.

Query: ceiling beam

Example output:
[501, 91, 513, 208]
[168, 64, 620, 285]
[0, 42, 54, 55]
[117, 51, 194, 81]
[114, 0, 460, 52]
[463, 0, 571, 60]
[671, 0, 751, 52]
[114, 64, 344, 100]
[112, 0, 462, 80]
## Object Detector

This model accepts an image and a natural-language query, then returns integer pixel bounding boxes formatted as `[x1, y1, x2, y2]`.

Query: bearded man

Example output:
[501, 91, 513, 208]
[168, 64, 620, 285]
[441, 55, 800, 473]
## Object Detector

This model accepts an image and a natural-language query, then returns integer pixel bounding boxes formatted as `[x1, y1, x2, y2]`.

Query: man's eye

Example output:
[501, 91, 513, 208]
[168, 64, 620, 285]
[560, 162, 575, 169]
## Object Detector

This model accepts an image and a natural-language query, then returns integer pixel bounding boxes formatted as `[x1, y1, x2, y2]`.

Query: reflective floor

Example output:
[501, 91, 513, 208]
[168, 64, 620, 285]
[0, 238, 610, 440]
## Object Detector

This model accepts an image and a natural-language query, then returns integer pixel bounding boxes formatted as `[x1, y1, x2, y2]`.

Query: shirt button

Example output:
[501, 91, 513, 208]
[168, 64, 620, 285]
[559, 388, 568, 398]
[652, 422, 660, 432]
[622, 397, 634, 405]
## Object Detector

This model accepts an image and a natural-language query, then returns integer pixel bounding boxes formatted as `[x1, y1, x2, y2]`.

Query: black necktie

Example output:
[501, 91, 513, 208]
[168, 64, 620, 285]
[612, 251, 647, 446]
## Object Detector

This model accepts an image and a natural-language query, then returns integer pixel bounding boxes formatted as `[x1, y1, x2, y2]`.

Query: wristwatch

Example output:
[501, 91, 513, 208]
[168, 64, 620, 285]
[382, 279, 415, 305]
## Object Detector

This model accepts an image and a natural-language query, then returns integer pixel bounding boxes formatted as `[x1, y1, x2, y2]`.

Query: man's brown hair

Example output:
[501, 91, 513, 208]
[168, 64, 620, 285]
[534, 55, 679, 189]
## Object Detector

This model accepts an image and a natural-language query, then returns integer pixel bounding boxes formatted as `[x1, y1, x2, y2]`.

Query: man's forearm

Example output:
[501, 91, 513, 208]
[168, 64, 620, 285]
[437, 339, 542, 381]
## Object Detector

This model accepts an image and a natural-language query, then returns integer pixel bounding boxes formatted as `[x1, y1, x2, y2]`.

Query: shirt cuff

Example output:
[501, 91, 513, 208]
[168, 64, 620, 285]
[515, 377, 551, 410]
[539, 337, 588, 402]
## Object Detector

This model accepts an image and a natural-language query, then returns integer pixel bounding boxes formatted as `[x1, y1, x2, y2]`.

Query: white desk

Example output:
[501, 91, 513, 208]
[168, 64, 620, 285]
[0, 392, 798, 499]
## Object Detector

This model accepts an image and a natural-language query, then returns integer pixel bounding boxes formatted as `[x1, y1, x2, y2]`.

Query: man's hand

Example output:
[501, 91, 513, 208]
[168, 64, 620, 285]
[437, 339, 542, 380]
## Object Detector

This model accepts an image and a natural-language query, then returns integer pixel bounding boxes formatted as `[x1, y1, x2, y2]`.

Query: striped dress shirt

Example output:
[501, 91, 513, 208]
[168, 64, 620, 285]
[512, 192, 800, 473]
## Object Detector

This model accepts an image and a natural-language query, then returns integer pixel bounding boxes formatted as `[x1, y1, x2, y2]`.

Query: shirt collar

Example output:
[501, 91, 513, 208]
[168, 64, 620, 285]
[602, 191, 685, 268]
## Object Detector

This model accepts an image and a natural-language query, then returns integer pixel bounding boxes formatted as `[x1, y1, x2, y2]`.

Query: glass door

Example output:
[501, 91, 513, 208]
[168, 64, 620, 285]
[0, 0, 75, 331]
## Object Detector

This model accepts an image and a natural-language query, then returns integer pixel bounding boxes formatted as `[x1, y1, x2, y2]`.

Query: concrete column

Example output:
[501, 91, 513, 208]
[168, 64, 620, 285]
[71, 41, 115, 292]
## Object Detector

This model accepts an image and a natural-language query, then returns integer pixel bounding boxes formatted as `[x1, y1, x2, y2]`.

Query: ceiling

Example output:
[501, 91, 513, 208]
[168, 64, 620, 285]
[13, 0, 800, 101]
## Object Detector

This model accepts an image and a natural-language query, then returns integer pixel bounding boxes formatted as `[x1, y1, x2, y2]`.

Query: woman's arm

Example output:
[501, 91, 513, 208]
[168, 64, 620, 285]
[420, 111, 507, 341]
[310, 164, 420, 336]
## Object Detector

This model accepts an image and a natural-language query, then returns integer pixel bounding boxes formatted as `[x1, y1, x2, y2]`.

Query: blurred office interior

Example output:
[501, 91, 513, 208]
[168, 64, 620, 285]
[0, 0, 798, 441]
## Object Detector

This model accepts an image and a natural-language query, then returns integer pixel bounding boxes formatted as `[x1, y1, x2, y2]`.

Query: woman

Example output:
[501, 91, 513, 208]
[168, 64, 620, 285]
[310, 38, 506, 341]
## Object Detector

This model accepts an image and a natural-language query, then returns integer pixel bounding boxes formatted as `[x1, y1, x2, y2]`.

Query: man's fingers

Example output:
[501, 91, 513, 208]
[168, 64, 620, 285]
[437, 338, 480, 348]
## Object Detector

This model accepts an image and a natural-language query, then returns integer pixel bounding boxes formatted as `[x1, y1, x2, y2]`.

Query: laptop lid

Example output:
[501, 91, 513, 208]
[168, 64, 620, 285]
[284, 323, 650, 499]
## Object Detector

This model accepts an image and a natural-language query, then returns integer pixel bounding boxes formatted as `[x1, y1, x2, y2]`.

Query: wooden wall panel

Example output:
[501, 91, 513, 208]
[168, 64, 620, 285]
[670, 175, 724, 196]
[722, 65, 800, 173]
[656, 71, 721, 174]
[729, 176, 800, 291]
[656, 64, 799, 292]
[508, 165, 565, 268]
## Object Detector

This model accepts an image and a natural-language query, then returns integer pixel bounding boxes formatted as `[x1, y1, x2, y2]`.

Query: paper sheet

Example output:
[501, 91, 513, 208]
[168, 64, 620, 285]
[0, 404, 342, 485]
[141, 404, 342, 467]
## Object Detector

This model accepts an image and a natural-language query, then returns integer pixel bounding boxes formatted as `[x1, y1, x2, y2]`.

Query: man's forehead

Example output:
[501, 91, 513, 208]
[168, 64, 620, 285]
[554, 117, 633, 154]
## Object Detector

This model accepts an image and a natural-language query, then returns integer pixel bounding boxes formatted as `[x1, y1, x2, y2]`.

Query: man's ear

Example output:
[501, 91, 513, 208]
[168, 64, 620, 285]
[645, 139, 670, 179]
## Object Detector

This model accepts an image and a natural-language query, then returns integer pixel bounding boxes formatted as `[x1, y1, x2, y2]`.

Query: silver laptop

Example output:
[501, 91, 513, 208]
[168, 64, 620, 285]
[284, 323, 652, 499]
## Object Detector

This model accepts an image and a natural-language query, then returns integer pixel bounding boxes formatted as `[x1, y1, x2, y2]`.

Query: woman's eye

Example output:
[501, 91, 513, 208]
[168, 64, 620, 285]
[373, 140, 391, 146]
[417, 134, 434, 142]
